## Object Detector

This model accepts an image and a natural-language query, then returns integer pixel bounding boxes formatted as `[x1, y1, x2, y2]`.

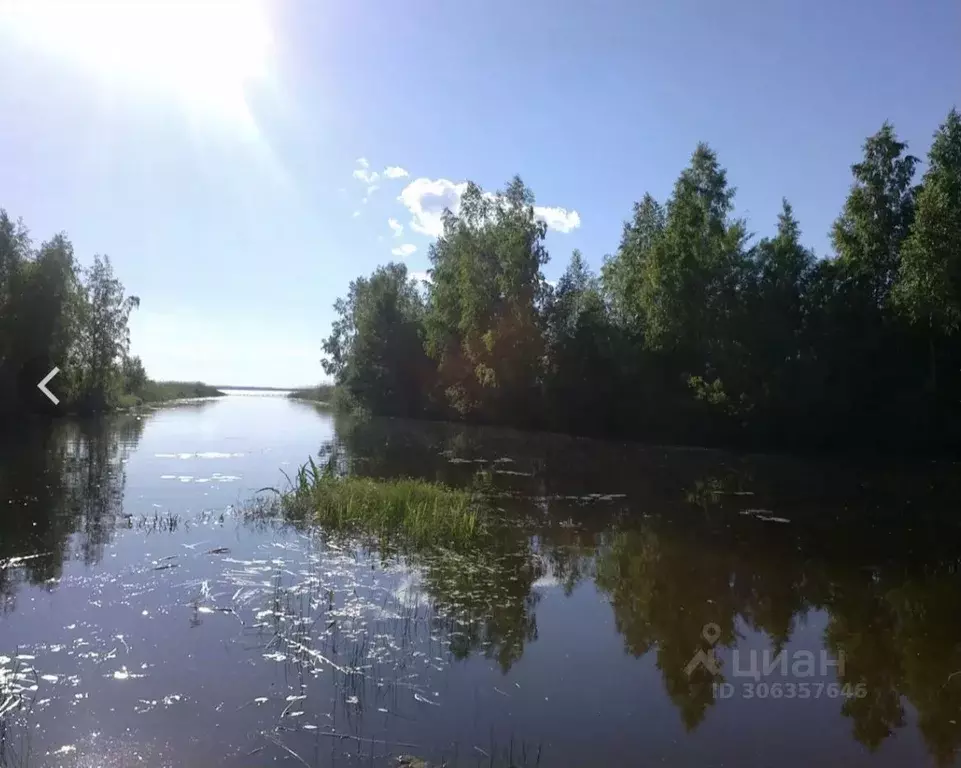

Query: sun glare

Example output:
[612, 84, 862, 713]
[1, 0, 273, 128]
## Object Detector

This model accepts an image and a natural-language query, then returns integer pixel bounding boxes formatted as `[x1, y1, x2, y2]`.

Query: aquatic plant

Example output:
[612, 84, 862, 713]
[279, 458, 486, 548]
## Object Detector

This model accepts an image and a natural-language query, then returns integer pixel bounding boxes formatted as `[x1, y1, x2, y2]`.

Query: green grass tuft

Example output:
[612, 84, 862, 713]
[281, 457, 484, 548]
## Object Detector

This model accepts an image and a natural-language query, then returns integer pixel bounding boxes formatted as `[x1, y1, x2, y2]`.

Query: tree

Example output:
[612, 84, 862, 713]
[18, 234, 86, 405]
[0, 210, 156, 417]
[0, 211, 32, 406]
[637, 144, 753, 371]
[76, 255, 140, 410]
[322, 262, 430, 417]
[314, 109, 961, 453]
[626, 145, 755, 439]
[601, 194, 665, 330]
[819, 123, 920, 446]
[544, 251, 619, 433]
[893, 109, 961, 396]
[747, 200, 814, 427]
[832, 122, 918, 309]
[122, 355, 148, 395]
[424, 176, 548, 425]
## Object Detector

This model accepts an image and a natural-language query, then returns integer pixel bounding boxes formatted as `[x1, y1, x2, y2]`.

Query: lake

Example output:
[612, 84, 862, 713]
[2, 391, 961, 767]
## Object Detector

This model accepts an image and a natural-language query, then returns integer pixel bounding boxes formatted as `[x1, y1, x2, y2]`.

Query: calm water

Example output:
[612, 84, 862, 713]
[2, 392, 961, 767]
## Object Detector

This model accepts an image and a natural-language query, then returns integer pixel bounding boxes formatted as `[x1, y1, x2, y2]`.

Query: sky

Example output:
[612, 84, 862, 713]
[1, 0, 959, 387]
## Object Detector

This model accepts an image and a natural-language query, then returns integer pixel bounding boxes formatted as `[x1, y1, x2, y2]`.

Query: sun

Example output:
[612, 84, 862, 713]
[1, 0, 273, 129]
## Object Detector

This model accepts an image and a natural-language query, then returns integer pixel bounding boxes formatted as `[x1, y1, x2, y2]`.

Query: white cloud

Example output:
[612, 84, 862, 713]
[409, 270, 432, 284]
[398, 177, 581, 239]
[388, 218, 403, 237]
[398, 178, 469, 238]
[384, 166, 409, 179]
[534, 206, 581, 234]
[391, 243, 417, 257]
[353, 168, 379, 184]
[352, 210, 360, 218]
[352, 157, 380, 185]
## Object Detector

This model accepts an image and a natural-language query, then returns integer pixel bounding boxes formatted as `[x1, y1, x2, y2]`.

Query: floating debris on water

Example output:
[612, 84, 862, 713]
[110, 666, 146, 681]
[1, 552, 51, 569]
[739, 509, 791, 524]
[154, 452, 245, 459]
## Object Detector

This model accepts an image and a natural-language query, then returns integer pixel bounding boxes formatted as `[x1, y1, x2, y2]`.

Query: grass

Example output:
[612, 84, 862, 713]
[278, 457, 486, 548]
[286, 384, 335, 404]
[131, 380, 226, 405]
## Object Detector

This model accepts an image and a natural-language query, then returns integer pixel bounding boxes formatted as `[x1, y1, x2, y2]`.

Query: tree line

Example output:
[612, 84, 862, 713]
[0, 211, 150, 417]
[322, 109, 961, 453]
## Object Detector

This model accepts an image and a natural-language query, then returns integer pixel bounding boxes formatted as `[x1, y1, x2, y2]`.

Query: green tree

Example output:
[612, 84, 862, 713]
[0, 211, 32, 406]
[637, 144, 738, 355]
[893, 109, 961, 398]
[544, 250, 624, 434]
[632, 144, 754, 438]
[313, 110, 961, 453]
[20, 234, 86, 403]
[833, 123, 919, 309]
[322, 262, 430, 417]
[811, 123, 920, 446]
[601, 194, 665, 330]
[122, 354, 148, 395]
[424, 177, 548, 425]
[75, 255, 140, 410]
[745, 200, 815, 434]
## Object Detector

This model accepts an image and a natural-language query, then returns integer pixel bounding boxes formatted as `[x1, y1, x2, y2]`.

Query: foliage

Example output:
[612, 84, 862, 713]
[319, 108, 961, 453]
[423, 177, 549, 426]
[0, 212, 204, 417]
[322, 262, 431, 418]
[287, 383, 335, 403]
[892, 109, 961, 403]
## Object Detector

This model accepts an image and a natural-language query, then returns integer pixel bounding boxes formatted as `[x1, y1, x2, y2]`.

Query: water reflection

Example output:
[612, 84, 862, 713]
[0, 413, 145, 610]
[332, 415, 961, 765]
[2, 406, 961, 765]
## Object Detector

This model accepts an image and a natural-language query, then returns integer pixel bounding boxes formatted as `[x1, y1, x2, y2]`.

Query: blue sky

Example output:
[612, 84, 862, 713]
[1, 0, 958, 387]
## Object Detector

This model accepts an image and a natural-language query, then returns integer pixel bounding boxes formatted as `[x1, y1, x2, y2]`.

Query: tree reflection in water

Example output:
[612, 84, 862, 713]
[3, 410, 961, 764]
[332, 414, 961, 764]
[0, 413, 145, 611]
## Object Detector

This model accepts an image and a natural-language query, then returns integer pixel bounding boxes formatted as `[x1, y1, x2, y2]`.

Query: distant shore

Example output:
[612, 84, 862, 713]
[286, 385, 334, 404]
[118, 381, 227, 409]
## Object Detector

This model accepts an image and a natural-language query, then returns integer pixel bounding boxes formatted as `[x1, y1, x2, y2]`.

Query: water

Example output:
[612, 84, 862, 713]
[2, 392, 961, 767]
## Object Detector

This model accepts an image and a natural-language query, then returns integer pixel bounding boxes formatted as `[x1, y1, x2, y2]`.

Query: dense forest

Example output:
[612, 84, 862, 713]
[321, 110, 961, 453]
[0, 210, 169, 418]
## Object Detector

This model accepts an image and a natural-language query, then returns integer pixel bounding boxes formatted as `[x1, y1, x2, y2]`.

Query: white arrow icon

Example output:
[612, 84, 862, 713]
[37, 367, 60, 405]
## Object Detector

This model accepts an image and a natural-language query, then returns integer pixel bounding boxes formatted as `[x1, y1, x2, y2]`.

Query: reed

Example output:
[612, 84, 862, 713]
[281, 457, 485, 548]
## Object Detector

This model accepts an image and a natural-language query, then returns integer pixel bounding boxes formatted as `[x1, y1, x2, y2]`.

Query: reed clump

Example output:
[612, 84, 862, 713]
[282, 457, 485, 548]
